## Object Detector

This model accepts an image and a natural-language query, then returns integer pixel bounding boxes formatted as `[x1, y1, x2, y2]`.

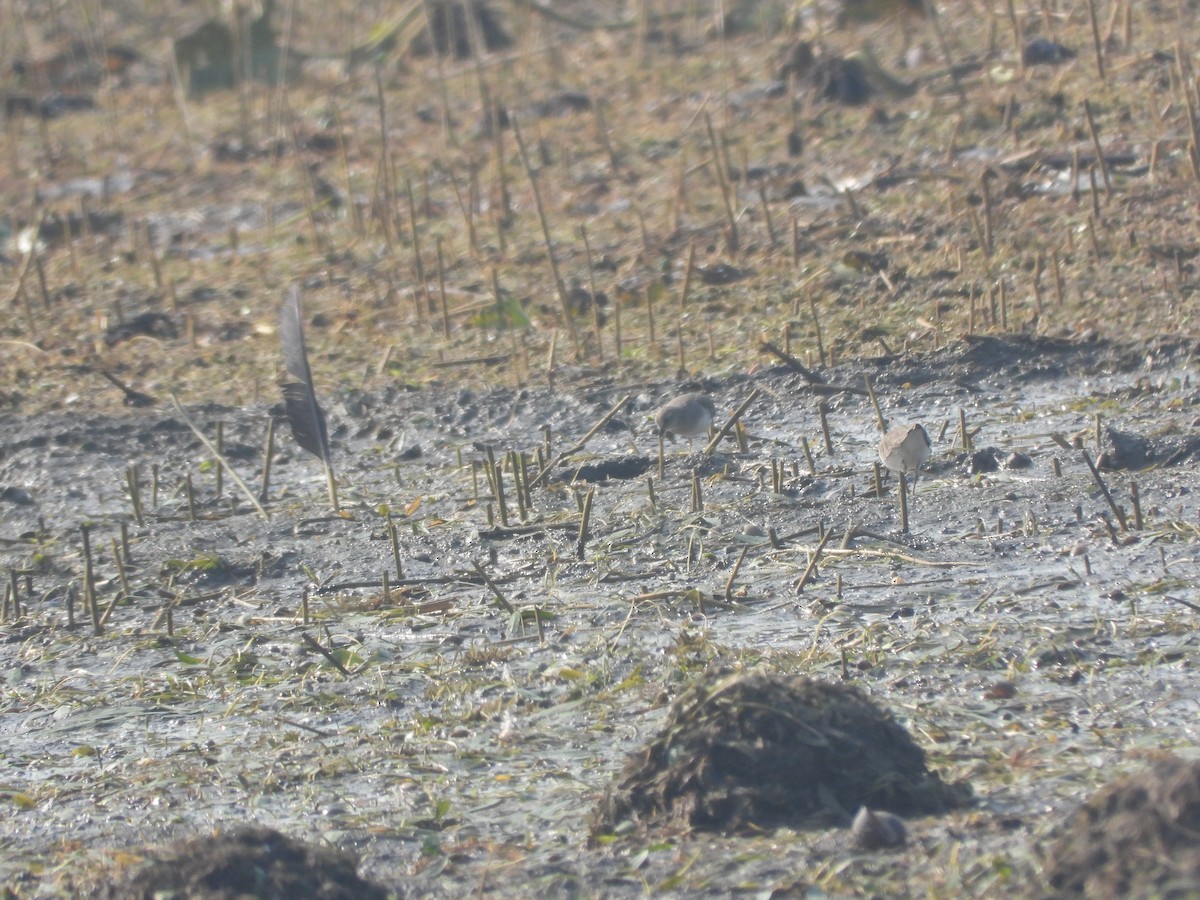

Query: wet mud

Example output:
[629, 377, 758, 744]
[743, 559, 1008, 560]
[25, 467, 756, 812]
[4, 334, 1200, 896]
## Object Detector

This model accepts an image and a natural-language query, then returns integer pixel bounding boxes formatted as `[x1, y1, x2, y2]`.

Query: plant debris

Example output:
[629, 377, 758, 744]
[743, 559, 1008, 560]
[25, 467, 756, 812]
[1044, 755, 1200, 899]
[591, 668, 970, 839]
[98, 826, 388, 900]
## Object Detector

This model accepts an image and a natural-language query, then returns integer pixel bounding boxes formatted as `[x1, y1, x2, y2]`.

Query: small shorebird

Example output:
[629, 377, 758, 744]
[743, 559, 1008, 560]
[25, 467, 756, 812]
[851, 806, 908, 850]
[654, 393, 717, 448]
[879, 422, 930, 533]
[879, 422, 931, 475]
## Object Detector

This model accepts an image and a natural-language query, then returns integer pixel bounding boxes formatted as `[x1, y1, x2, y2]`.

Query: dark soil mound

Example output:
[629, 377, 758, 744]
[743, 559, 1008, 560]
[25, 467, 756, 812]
[100, 825, 388, 900]
[1044, 755, 1200, 898]
[590, 669, 969, 839]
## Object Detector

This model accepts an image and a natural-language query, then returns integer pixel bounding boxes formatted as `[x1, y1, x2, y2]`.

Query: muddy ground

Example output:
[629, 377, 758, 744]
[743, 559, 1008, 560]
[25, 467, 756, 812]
[4, 333, 1200, 897]
[5, 0, 1200, 896]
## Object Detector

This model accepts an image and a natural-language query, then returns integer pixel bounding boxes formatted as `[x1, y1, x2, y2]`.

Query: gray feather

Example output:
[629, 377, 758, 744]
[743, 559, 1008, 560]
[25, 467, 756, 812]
[279, 286, 330, 463]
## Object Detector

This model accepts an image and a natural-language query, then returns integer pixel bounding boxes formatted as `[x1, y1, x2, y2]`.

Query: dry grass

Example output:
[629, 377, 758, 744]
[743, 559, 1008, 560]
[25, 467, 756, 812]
[2, 0, 1198, 416]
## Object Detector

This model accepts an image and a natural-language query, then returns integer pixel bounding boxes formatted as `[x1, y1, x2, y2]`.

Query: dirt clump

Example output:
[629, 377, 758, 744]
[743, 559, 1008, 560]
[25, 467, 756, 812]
[1044, 754, 1200, 898]
[99, 825, 389, 900]
[590, 668, 969, 839]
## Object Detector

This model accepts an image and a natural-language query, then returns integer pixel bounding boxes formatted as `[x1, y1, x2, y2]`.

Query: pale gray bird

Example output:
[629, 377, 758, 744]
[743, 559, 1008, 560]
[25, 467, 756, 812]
[878, 422, 931, 475]
[851, 806, 907, 850]
[654, 393, 717, 447]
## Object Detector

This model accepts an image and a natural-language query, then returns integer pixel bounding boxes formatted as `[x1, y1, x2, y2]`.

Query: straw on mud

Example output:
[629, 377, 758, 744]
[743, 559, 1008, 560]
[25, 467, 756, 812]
[373, 68, 397, 248]
[1130, 481, 1144, 530]
[818, 400, 834, 455]
[185, 473, 196, 521]
[690, 469, 703, 513]
[801, 436, 816, 475]
[758, 340, 826, 384]
[259, 417, 275, 502]
[446, 166, 478, 255]
[302, 632, 351, 677]
[11, 238, 41, 337]
[840, 520, 858, 551]
[99, 550, 125, 628]
[704, 111, 739, 253]
[1098, 512, 1121, 545]
[172, 397, 269, 520]
[794, 529, 832, 595]
[758, 185, 777, 247]
[125, 465, 144, 526]
[1082, 101, 1113, 196]
[111, 537, 130, 598]
[576, 487, 595, 559]
[387, 512, 403, 579]
[529, 393, 632, 489]
[1179, 48, 1200, 182]
[873, 462, 883, 498]
[865, 375, 886, 432]
[80, 524, 99, 635]
[213, 421, 224, 498]
[979, 172, 995, 257]
[1081, 448, 1128, 531]
[5, 572, 17, 622]
[725, 546, 750, 601]
[1086, 0, 1106, 79]
[646, 476, 656, 513]
[518, 452, 533, 510]
[472, 560, 515, 613]
[436, 237, 451, 339]
[593, 100, 620, 172]
[512, 117, 580, 358]
[509, 450, 528, 522]
[580, 225, 604, 361]
[1085, 209, 1102, 261]
[405, 178, 430, 317]
[486, 447, 510, 527]
[679, 243, 696, 312]
[1006, 0, 1023, 77]
[703, 389, 760, 455]
[165, 41, 196, 167]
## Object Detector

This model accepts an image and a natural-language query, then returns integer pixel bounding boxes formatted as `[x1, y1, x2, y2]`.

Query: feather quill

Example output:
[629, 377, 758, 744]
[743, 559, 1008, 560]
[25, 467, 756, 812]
[279, 286, 339, 510]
